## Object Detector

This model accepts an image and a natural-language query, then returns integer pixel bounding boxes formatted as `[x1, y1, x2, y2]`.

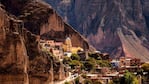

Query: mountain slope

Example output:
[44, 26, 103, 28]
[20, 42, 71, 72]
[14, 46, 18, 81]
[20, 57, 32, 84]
[45, 0, 149, 61]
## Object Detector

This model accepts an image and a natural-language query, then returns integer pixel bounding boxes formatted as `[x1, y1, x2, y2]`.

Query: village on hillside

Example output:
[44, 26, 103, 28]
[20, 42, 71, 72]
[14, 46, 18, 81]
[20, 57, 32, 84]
[39, 37, 149, 84]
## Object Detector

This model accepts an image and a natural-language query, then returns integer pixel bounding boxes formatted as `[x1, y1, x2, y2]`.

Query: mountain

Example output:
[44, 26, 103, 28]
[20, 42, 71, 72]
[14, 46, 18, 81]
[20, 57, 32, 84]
[0, 0, 90, 83]
[45, 0, 149, 61]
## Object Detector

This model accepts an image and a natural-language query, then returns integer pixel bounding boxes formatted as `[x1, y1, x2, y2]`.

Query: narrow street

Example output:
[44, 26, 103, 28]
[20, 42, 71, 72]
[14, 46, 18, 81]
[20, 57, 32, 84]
[54, 72, 79, 84]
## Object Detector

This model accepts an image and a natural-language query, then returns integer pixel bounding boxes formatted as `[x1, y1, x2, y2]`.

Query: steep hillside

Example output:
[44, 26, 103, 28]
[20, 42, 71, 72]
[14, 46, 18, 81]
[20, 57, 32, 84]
[45, 0, 149, 61]
[0, 0, 93, 83]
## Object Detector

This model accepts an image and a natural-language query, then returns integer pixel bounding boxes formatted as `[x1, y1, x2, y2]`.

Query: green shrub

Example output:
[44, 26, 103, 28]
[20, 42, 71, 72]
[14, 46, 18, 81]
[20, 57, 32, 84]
[84, 61, 95, 71]
[83, 58, 97, 71]
[96, 60, 111, 67]
[69, 60, 82, 69]
[120, 71, 139, 84]
[71, 53, 80, 60]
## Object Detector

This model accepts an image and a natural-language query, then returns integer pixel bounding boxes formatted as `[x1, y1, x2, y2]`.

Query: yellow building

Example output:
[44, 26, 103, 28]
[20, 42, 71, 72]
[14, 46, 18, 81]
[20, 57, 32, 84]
[63, 37, 84, 53]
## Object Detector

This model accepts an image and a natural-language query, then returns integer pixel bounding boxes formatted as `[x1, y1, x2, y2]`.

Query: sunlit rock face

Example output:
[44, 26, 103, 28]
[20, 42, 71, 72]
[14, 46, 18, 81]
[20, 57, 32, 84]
[45, 0, 149, 61]
[0, 7, 28, 84]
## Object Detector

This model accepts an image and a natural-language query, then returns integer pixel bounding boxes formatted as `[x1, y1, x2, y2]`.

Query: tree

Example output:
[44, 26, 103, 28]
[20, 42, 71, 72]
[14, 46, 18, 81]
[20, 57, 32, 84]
[142, 63, 149, 72]
[75, 77, 80, 84]
[120, 70, 138, 84]
[108, 80, 114, 84]
[92, 80, 102, 84]
[69, 60, 82, 69]
[63, 57, 72, 64]
[84, 79, 92, 84]
[81, 74, 87, 78]
[84, 58, 96, 71]
[89, 53, 102, 60]
[64, 81, 70, 84]
[124, 71, 134, 84]
[96, 60, 111, 67]
[133, 77, 139, 84]
[141, 63, 149, 80]
[113, 77, 121, 84]
[71, 53, 80, 60]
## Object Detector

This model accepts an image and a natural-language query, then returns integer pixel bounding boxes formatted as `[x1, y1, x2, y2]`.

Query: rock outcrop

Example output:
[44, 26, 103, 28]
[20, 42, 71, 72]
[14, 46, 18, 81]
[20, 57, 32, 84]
[0, 0, 91, 83]
[18, 0, 89, 50]
[0, 7, 29, 84]
[0, 0, 74, 83]
[1, 0, 90, 50]
[45, 0, 149, 61]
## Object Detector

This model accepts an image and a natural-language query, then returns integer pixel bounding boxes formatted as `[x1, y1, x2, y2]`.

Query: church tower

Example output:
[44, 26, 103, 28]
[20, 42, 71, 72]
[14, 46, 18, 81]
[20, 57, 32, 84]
[65, 37, 72, 52]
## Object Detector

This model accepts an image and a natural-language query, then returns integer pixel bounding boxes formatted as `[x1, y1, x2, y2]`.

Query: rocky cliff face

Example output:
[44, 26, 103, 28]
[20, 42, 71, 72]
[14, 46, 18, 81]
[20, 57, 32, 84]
[0, 7, 28, 84]
[19, 0, 89, 50]
[0, 0, 90, 83]
[0, 7, 67, 84]
[45, 0, 149, 61]
[1, 0, 89, 50]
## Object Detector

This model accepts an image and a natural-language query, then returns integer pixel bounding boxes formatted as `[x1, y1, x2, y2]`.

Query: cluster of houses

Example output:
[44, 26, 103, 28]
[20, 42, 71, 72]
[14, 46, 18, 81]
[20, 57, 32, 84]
[84, 56, 143, 84]
[39, 37, 146, 84]
[110, 57, 142, 74]
[39, 37, 84, 61]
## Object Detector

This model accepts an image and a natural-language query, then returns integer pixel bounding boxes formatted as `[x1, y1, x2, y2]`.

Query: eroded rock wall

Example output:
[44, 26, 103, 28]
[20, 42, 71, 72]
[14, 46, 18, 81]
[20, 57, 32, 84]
[0, 3, 68, 84]
[0, 7, 28, 84]
[18, 0, 89, 50]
